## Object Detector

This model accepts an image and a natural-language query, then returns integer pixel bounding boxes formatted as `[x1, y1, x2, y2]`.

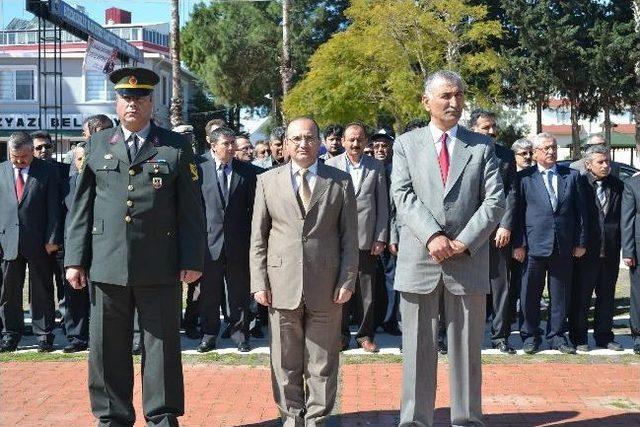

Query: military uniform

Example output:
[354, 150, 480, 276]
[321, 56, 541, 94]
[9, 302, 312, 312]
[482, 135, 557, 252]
[64, 68, 205, 427]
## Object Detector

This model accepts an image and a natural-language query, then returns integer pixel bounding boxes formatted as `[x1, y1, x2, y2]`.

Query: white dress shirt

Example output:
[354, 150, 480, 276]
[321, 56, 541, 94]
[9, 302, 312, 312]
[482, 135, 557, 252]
[13, 165, 30, 184]
[345, 155, 363, 191]
[537, 163, 558, 196]
[122, 123, 151, 147]
[429, 122, 458, 156]
[213, 154, 232, 191]
[291, 160, 318, 193]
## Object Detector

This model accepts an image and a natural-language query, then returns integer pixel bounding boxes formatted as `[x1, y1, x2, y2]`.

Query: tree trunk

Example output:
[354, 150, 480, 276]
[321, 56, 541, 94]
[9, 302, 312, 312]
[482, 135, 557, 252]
[281, 0, 293, 99]
[169, 0, 183, 128]
[570, 96, 581, 159]
[603, 100, 612, 146]
[536, 95, 543, 134]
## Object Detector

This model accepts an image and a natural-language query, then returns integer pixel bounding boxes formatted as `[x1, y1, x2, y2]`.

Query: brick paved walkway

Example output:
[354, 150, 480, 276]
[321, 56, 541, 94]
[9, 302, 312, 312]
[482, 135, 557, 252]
[2, 361, 639, 426]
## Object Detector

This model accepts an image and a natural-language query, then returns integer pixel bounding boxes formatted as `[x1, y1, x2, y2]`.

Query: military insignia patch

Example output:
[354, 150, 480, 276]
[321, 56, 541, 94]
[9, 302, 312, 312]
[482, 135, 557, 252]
[109, 133, 120, 144]
[104, 153, 113, 160]
[129, 76, 138, 85]
[189, 163, 199, 181]
[152, 177, 163, 189]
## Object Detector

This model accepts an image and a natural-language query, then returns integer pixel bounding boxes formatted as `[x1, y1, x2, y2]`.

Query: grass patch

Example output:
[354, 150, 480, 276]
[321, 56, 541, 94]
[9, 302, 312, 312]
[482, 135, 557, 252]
[607, 398, 640, 410]
[182, 353, 270, 366]
[0, 351, 88, 363]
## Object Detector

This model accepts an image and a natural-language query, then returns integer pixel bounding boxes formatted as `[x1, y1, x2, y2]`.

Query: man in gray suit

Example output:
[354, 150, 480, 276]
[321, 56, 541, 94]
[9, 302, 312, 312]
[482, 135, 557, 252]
[251, 117, 359, 426]
[326, 123, 388, 352]
[391, 70, 505, 426]
[0, 132, 61, 353]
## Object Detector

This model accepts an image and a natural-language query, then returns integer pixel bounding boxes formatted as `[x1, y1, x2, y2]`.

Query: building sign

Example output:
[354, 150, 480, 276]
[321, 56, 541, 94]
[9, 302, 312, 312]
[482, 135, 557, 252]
[0, 114, 120, 130]
[26, 0, 144, 63]
[84, 37, 117, 73]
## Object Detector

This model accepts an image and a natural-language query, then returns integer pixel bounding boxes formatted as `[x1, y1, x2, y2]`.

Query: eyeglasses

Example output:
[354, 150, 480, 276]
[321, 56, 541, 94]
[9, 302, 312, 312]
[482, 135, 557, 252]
[516, 151, 533, 157]
[34, 144, 53, 151]
[287, 135, 318, 145]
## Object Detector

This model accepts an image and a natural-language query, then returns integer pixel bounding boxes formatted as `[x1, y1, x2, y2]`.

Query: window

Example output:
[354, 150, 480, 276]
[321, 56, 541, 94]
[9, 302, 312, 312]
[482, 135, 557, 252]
[0, 68, 35, 101]
[86, 70, 116, 102]
[131, 28, 140, 41]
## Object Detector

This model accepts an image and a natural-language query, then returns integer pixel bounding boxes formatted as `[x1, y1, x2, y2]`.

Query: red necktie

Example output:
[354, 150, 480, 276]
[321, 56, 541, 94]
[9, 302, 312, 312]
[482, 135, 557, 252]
[15, 169, 25, 202]
[438, 133, 450, 184]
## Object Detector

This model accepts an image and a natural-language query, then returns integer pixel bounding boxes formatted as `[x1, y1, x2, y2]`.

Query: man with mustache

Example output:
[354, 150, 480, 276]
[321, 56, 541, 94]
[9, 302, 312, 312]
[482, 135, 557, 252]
[391, 70, 505, 426]
[65, 67, 205, 426]
[326, 123, 389, 353]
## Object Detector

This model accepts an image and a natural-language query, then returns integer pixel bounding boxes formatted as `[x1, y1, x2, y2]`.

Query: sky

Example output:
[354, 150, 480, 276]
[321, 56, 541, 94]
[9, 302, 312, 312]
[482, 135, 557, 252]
[0, 0, 200, 29]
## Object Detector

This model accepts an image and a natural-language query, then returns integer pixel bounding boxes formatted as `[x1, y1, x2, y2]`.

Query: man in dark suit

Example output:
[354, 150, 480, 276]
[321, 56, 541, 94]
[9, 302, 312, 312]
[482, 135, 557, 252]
[513, 132, 588, 354]
[196, 127, 260, 353]
[32, 130, 70, 323]
[469, 109, 518, 354]
[621, 168, 640, 355]
[57, 143, 91, 353]
[0, 131, 61, 352]
[569, 145, 623, 352]
[65, 67, 205, 426]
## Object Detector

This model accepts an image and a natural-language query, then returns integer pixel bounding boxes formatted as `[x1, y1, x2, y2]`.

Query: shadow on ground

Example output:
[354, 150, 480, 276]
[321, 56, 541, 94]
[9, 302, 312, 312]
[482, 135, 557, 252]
[240, 409, 640, 426]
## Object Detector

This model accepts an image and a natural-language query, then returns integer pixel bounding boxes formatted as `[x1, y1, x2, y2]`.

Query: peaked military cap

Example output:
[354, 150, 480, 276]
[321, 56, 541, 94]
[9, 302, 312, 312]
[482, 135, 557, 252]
[109, 67, 159, 97]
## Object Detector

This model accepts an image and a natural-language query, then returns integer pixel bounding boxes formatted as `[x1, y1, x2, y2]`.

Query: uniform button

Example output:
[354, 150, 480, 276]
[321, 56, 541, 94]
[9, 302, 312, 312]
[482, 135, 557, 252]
[126, 200, 133, 207]
[128, 185, 134, 191]
[103, 165, 108, 169]
[124, 215, 132, 223]
[129, 169, 136, 176]
[302, 236, 308, 242]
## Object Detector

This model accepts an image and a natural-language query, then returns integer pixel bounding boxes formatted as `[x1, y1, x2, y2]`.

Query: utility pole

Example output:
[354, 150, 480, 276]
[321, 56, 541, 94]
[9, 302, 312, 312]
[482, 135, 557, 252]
[170, 0, 184, 127]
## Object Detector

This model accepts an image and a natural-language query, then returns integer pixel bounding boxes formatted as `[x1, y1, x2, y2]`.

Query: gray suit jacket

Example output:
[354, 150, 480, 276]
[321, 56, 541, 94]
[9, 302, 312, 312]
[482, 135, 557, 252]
[391, 125, 505, 295]
[325, 153, 389, 250]
[0, 159, 61, 260]
[249, 161, 359, 311]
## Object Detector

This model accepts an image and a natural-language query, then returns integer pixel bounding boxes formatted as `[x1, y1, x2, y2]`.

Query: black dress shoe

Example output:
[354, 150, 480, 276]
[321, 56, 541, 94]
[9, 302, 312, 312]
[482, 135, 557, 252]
[220, 324, 233, 339]
[437, 341, 447, 355]
[555, 343, 576, 354]
[596, 341, 623, 351]
[184, 327, 202, 340]
[63, 342, 88, 353]
[37, 341, 54, 353]
[238, 341, 251, 353]
[633, 342, 640, 355]
[197, 340, 216, 353]
[493, 341, 516, 354]
[250, 326, 265, 339]
[381, 321, 402, 336]
[523, 339, 540, 355]
[131, 344, 143, 356]
[0, 340, 17, 353]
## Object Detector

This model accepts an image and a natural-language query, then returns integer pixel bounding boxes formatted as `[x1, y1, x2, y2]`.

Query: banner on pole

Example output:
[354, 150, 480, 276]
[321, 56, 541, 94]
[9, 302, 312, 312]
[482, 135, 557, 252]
[83, 37, 118, 74]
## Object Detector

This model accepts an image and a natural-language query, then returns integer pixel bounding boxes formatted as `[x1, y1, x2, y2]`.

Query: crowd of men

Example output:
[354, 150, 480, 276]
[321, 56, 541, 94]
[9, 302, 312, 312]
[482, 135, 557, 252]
[0, 66, 639, 427]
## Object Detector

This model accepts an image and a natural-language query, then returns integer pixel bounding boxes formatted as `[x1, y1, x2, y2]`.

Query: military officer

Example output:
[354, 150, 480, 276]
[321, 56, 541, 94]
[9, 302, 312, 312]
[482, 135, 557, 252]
[65, 67, 205, 427]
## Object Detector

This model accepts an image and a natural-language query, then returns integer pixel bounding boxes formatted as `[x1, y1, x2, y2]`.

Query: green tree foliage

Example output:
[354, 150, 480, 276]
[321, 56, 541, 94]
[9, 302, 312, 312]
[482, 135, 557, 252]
[181, 1, 349, 116]
[283, 0, 503, 129]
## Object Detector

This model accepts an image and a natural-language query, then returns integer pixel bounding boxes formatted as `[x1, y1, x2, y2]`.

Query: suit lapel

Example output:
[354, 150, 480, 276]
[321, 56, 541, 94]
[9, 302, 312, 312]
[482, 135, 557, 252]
[556, 167, 568, 207]
[408, 127, 444, 198]
[307, 163, 331, 214]
[443, 127, 471, 198]
[355, 156, 371, 197]
[229, 159, 241, 197]
[532, 170, 555, 211]
[131, 123, 159, 167]
[280, 163, 304, 216]
[19, 159, 39, 206]
[203, 152, 225, 210]
[3, 162, 17, 204]
[109, 127, 130, 165]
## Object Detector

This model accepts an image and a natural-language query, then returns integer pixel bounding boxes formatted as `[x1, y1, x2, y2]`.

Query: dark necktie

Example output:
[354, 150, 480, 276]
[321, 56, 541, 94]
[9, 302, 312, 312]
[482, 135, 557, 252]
[218, 163, 229, 203]
[128, 134, 140, 163]
[596, 181, 607, 210]
[438, 133, 450, 184]
[15, 169, 25, 202]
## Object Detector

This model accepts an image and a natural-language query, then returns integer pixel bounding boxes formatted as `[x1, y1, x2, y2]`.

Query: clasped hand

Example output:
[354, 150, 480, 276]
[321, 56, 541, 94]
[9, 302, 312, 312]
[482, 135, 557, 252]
[427, 235, 467, 263]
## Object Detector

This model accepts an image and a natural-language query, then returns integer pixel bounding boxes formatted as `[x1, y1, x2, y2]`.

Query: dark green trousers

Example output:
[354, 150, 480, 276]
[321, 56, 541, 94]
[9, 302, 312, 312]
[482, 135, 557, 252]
[89, 282, 183, 427]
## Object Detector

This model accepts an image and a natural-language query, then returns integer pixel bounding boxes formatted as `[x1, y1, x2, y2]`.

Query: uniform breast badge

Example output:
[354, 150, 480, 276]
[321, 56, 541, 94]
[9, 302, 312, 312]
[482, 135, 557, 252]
[152, 177, 163, 189]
